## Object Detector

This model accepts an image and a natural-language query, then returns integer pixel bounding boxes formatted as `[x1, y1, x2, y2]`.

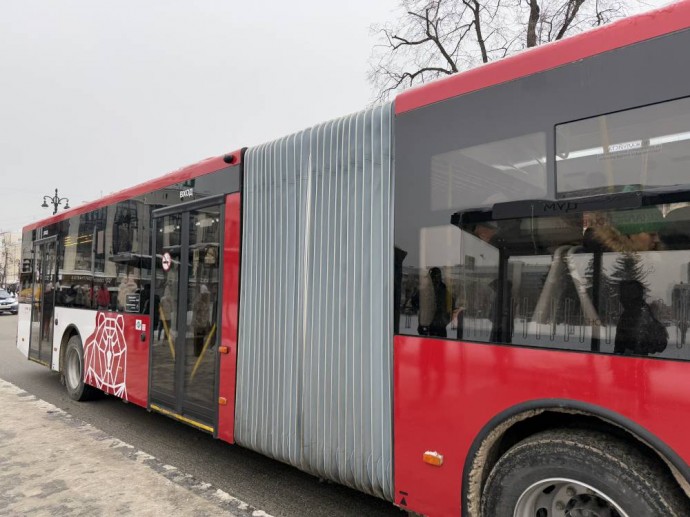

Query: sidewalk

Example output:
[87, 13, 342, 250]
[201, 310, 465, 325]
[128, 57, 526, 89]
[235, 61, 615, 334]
[0, 379, 271, 517]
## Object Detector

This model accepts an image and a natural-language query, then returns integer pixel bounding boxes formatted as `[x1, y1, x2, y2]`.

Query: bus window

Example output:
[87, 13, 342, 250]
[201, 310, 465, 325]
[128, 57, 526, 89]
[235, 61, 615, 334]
[556, 96, 690, 198]
[396, 130, 547, 339]
[110, 201, 143, 313]
[447, 203, 690, 361]
[431, 132, 547, 212]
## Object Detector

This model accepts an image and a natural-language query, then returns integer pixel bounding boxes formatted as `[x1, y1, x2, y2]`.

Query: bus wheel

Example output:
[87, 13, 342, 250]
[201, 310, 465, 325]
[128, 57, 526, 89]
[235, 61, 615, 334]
[481, 428, 689, 517]
[64, 335, 98, 401]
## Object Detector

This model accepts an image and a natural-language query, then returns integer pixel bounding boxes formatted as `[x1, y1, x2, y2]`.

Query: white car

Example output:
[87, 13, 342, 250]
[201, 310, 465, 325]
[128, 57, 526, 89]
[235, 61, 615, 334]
[0, 289, 18, 315]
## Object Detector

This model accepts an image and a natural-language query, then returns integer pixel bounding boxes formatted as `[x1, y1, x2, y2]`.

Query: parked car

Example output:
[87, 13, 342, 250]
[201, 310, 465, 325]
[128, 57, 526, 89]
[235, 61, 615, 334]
[0, 289, 19, 315]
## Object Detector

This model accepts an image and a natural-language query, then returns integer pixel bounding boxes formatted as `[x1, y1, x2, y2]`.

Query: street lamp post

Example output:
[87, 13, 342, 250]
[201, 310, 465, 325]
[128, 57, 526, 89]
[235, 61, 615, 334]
[42, 189, 70, 215]
[0, 231, 7, 287]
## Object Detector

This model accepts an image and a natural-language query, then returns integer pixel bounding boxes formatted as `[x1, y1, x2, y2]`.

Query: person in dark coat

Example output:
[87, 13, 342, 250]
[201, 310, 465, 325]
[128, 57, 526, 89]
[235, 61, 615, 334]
[614, 280, 667, 356]
[428, 267, 449, 338]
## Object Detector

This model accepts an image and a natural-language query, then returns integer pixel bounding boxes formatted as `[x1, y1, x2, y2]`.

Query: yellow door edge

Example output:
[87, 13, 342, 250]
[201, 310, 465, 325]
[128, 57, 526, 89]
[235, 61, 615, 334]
[149, 403, 214, 433]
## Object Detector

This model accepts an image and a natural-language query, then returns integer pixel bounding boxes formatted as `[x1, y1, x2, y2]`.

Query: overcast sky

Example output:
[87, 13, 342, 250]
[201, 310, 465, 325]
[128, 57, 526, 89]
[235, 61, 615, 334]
[0, 0, 397, 232]
[0, 0, 669, 233]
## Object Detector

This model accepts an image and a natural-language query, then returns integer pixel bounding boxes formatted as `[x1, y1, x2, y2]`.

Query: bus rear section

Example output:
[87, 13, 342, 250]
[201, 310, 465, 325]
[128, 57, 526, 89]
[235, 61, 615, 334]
[393, 7, 690, 515]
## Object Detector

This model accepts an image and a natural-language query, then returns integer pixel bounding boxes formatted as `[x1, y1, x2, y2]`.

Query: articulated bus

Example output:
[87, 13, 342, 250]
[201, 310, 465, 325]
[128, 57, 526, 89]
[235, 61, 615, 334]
[17, 3, 690, 515]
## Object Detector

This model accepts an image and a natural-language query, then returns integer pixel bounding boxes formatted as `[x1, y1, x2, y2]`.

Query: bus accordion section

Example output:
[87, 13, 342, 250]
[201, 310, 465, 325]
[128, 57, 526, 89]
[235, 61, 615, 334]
[235, 104, 395, 500]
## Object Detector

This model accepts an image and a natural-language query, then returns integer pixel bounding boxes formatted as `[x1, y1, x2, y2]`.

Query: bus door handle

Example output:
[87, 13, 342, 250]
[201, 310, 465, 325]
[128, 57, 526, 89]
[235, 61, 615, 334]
[141, 333, 146, 342]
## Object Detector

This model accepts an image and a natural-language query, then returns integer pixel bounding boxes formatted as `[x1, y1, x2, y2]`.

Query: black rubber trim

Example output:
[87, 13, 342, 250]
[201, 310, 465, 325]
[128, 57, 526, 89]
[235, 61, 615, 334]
[461, 398, 690, 516]
[60, 324, 82, 373]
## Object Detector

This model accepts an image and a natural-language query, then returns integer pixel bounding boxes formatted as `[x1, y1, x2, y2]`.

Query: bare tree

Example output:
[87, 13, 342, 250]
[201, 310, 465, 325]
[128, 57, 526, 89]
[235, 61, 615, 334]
[369, 0, 644, 101]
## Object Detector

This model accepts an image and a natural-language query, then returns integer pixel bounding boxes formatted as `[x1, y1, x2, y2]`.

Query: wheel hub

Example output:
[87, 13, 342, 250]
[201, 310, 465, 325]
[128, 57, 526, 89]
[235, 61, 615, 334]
[514, 478, 628, 517]
[565, 493, 617, 517]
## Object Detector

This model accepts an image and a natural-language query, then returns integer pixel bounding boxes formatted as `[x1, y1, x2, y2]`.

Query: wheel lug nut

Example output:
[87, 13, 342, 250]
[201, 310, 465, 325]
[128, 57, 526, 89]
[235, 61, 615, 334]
[566, 486, 576, 497]
[555, 501, 565, 511]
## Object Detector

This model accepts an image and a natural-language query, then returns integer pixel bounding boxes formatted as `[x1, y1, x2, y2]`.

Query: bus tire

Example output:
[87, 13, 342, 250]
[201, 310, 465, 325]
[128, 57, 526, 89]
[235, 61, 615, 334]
[64, 335, 98, 401]
[480, 428, 689, 517]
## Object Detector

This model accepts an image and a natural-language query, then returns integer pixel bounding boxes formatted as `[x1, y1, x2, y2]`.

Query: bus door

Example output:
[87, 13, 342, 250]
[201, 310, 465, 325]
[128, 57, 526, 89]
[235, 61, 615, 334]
[29, 237, 57, 366]
[149, 196, 224, 432]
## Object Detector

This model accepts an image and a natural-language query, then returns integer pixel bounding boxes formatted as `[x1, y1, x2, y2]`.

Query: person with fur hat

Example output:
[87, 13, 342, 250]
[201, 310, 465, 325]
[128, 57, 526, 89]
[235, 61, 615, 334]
[586, 207, 664, 253]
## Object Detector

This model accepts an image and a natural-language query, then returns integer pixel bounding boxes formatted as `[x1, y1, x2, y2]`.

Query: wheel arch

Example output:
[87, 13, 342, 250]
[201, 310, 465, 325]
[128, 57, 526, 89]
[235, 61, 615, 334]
[59, 325, 82, 374]
[462, 399, 690, 516]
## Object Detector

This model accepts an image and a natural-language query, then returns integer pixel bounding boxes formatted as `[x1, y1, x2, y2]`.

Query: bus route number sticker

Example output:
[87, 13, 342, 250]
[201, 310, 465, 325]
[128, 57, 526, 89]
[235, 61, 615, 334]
[162, 252, 172, 272]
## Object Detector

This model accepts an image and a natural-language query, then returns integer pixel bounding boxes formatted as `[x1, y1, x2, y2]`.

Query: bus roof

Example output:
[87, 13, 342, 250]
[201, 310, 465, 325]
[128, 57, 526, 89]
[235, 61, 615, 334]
[23, 149, 242, 233]
[396, 0, 690, 114]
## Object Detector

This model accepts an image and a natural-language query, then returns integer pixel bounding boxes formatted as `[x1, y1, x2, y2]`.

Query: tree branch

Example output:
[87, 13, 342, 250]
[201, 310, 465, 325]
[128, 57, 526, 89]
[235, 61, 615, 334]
[526, 0, 540, 47]
[368, 0, 644, 101]
[463, 0, 489, 62]
[556, 0, 586, 40]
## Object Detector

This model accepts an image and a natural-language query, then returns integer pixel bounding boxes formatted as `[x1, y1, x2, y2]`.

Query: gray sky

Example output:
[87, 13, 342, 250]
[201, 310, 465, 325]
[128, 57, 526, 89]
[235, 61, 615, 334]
[0, 0, 396, 231]
[0, 0, 670, 233]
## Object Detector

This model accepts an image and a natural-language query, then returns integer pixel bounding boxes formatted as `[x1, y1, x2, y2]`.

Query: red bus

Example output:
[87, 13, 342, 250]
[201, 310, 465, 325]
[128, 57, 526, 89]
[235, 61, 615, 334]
[17, 3, 690, 515]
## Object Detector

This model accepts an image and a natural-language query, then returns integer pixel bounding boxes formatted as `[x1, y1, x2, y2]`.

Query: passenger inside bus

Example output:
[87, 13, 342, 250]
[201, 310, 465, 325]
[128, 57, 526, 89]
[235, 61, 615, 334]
[439, 203, 687, 358]
[398, 193, 690, 361]
[585, 207, 663, 253]
[468, 221, 497, 244]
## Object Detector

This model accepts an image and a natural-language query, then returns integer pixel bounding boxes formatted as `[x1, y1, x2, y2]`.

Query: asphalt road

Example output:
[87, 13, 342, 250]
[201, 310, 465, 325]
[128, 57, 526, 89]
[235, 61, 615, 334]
[0, 314, 401, 517]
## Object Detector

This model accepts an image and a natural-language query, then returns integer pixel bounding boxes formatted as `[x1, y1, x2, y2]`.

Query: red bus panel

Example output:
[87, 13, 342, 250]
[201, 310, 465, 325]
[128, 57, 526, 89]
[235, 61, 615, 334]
[394, 335, 690, 516]
[82, 311, 150, 408]
[217, 192, 241, 444]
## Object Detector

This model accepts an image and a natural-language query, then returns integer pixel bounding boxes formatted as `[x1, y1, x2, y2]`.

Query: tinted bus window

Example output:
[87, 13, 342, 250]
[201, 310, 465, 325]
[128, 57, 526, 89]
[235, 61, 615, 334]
[557, 96, 690, 198]
[57, 214, 94, 309]
[444, 203, 690, 361]
[396, 130, 547, 340]
[431, 132, 547, 212]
